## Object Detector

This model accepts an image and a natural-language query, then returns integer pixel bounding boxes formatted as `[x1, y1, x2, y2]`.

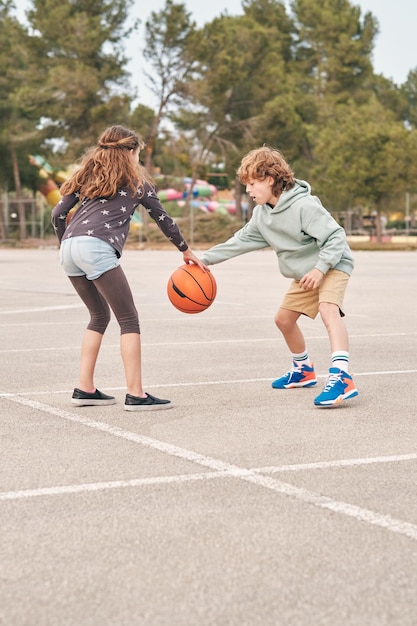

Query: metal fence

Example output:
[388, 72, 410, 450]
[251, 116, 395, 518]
[0, 196, 52, 242]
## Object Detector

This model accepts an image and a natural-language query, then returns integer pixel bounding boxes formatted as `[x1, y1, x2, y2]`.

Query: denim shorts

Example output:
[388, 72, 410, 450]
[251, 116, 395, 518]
[60, 236, 119, 280]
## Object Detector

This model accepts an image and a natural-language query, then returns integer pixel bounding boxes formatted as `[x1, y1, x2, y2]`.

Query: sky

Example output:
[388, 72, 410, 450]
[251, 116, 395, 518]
[14, 0, 417, 107]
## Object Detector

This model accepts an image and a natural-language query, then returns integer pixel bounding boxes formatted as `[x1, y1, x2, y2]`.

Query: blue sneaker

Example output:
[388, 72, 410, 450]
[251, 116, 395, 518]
[314, 368, 358, 407]
[272, 363, 317, 389]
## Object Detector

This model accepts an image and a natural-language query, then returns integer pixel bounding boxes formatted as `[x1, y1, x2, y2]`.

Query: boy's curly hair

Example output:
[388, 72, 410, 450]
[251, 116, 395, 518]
[60, 125, 153, 200]
[237, 146, 295, 196]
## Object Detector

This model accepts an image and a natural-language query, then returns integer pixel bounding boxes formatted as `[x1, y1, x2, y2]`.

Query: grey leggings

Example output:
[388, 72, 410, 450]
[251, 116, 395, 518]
[69, 265, 140, 335]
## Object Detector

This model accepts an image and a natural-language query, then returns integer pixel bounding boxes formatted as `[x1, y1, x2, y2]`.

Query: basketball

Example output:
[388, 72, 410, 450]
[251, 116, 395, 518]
[167, 264, 217, 314]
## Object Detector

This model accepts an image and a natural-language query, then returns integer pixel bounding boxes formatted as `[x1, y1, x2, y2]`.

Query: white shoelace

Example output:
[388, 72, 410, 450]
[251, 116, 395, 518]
[322, 373, 341, 391]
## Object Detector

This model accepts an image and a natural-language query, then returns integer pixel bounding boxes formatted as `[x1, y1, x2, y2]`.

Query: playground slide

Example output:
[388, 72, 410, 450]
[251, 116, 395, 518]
[29, 154, 73, 207]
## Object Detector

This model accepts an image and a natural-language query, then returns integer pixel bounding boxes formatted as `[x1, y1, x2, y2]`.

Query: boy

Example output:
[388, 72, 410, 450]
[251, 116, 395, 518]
[200, 146, 358, 407]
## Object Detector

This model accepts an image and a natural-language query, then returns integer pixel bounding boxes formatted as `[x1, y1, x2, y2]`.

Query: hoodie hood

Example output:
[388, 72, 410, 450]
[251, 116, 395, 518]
[271, 179, 312, 213]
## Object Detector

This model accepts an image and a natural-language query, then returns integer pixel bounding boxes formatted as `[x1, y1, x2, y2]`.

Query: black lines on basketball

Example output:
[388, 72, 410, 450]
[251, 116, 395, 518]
[167, 264, 217, 314]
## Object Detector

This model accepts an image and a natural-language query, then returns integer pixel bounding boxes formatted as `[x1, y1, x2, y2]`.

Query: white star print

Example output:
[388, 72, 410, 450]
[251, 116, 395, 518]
[55, 183, 189, 258]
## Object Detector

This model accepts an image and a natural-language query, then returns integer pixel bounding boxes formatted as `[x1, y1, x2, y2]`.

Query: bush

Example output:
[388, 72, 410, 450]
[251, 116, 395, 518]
[128, 211, 241, 247]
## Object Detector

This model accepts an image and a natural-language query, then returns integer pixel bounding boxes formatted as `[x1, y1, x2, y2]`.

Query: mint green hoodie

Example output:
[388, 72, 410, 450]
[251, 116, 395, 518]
[201, 179, 354, 279]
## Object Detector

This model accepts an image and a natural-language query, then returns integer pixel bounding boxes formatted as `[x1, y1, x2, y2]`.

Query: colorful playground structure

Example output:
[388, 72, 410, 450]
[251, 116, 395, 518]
[29, 157, 241, 215]
[157, 178, 239, 215]
[28, 155, 73, 208]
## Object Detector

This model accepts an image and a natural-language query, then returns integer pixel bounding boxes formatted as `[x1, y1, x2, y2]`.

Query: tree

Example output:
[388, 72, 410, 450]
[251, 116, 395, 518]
[402, 69, 417, 129]
[309, 97, 417, 239]
[0, 0, 43, 238]
[25, 0, 137, 159]
[290, 0, 377, 102]
[141, 0, 197, 171]
[173, 1, 296, 215]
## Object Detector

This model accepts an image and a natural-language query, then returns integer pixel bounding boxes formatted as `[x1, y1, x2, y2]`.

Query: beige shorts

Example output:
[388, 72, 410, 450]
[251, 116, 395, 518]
[280, 269, 350, 319]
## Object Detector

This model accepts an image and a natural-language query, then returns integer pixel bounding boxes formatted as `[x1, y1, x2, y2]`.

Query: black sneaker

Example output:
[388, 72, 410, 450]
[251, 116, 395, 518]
[71, 388, 116, 406]
[124, 392, 172, 411]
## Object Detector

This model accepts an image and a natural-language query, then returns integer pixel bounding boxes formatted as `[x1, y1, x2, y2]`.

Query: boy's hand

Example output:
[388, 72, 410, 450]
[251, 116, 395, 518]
[299, 268, 324, 290]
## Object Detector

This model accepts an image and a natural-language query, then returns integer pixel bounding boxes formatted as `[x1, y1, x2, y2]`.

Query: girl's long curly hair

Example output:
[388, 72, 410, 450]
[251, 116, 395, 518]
[237, 146, 295, 196]
[60, 125, 153, 199]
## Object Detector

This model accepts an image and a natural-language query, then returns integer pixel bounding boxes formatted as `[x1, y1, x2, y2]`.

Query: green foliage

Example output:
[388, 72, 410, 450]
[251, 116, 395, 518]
[140, 0, 197, 169]
[25, 0, 137, 156]
[402, 70, 417, 129]
[0, 2, 47, 195]
[1, 0, 417, 238]
[291, 0, 377, 100]
[135, 211, 239, 246]
[130, 104, 155, 142]
[309, 97, 417, 213]
[143, 0, 196, 100]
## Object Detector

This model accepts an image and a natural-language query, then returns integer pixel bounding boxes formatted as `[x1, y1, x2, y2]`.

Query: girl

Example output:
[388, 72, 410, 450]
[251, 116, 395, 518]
[52, 124, 206, 411]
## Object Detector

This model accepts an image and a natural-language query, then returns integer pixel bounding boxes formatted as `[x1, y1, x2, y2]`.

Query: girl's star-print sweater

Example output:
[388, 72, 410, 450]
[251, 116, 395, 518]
[51, 182, 188, 257]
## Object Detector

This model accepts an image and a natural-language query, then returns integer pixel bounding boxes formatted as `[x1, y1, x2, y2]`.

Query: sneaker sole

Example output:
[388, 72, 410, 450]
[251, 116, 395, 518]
[124, 402, 173, 411]
[272, 380, 317, 389]
[71, 399, 117, 406]
[314, 389, 359, 407]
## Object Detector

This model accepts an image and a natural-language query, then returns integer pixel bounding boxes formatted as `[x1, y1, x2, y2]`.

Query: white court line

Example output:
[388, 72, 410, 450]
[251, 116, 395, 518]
[0, 368, 416, 399]
[0, 312, 370, 321]
[4, 396, 417, 543]
[0, 471, 225, 502]
[257, 453, 417, 473]
[0, 305, 84, 315]
[2, 453, 417, 503]
[0, 331, 416, 354]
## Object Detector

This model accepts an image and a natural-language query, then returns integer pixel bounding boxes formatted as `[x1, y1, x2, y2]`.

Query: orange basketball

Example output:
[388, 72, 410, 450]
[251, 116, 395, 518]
[167, 264, 217, 314]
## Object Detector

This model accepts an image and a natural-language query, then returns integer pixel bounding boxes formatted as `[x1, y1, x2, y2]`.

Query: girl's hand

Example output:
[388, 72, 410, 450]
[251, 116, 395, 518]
[182, 248, 210, 272]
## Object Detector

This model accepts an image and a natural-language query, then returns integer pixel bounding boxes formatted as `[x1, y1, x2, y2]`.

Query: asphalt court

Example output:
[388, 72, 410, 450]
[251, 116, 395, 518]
[1, 246, 417, 626]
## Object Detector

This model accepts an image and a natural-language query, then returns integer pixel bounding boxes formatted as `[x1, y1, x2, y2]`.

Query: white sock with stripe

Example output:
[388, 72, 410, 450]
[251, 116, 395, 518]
[292, 351, 311, 369]
[331, 351, 349, 372]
